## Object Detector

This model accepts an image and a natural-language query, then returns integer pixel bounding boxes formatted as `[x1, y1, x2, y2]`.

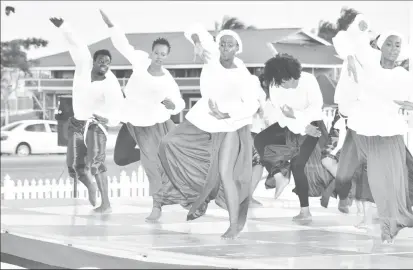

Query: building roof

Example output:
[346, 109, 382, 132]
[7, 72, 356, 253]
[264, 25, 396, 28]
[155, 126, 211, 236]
[32, 27, 342, 70]
[272, 43, 343, 66]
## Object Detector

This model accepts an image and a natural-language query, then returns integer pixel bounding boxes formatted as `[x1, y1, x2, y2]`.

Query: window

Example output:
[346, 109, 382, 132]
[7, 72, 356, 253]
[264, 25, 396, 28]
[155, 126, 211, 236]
[189, 97, 200, 108]
[168, 69, 186, 78]
[25, 124, 46, 132]
[1, 122, 22, 131]
[49, 124, 58, 133]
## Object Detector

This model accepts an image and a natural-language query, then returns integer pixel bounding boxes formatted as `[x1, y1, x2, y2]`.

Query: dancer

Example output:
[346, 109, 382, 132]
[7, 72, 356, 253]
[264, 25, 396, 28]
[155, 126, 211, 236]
[254, 53, 330, 222]
[320, 13, 377, 217]
[100, 11, 185, 198]
[250, 74, 270, 207]
[333, 29, 413, 243]
[50, 17, 124, 213]
[148, 23, 259, 239]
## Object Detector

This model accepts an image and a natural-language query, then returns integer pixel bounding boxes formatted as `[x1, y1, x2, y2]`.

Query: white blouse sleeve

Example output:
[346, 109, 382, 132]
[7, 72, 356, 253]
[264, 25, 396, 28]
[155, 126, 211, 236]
[108, 25, 150, 69]
[184, 23, 220, 63]
[165, 73, 186, 115]
[293, 74, 324, 126]
[60, 23, 92, 72]
[103, 72, 124, 127]
[225, 72, 260, 122]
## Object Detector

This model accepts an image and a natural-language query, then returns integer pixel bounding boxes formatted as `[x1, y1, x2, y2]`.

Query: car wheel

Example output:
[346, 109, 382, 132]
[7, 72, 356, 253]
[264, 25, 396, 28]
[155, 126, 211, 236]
[16, 143, 31, 157]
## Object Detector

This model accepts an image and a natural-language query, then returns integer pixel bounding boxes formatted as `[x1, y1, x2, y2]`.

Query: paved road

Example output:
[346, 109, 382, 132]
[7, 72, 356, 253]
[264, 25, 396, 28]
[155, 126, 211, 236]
[0, 152, 141, 182]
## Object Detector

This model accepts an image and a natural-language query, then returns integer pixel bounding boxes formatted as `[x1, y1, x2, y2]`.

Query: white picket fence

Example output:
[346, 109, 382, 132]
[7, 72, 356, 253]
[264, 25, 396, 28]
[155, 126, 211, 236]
[1, 108, 411, 201]
[1, 166, 150, 201]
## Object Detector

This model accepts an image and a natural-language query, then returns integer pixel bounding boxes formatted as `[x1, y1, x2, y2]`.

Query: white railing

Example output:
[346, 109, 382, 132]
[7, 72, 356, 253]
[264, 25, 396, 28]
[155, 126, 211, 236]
[1, 166, 150, 201]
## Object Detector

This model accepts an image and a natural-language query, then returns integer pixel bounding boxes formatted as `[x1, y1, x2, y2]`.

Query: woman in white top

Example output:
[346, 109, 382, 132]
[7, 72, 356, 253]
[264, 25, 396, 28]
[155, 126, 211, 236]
[150, 24, 259, 239]
[254, 54, 332, 222]
[332, 30, 413, 243]
[100, 11, 185, 212]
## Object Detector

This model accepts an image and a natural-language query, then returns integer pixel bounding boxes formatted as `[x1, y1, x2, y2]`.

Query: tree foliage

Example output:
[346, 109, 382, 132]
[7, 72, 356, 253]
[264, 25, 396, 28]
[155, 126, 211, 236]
[1, 6, 48, 125]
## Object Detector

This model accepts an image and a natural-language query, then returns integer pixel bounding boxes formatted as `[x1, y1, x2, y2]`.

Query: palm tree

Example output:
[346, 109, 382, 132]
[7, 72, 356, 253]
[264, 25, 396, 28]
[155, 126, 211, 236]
[213, 16, 256, 39]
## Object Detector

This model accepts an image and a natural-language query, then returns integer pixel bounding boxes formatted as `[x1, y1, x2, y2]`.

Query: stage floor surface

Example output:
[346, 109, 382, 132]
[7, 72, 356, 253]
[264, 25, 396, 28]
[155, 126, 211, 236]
[1, 196, 413, 269]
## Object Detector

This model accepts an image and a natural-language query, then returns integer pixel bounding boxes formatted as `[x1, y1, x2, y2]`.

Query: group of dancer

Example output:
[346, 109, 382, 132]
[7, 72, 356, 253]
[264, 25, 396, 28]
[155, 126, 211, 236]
[49, 9, 413, 242]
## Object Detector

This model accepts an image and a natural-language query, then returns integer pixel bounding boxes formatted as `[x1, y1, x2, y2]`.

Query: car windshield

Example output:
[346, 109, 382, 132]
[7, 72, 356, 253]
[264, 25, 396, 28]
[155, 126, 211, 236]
[1, 122, 23, 131]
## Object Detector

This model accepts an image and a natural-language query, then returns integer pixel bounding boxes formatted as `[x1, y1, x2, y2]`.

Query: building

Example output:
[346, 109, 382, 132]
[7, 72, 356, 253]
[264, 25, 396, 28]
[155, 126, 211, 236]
[23, 27, 342, 123]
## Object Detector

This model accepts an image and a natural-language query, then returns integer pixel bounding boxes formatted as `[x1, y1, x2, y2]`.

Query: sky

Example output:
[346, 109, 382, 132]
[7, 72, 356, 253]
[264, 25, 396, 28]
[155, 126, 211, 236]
[1, 1, 412, 60]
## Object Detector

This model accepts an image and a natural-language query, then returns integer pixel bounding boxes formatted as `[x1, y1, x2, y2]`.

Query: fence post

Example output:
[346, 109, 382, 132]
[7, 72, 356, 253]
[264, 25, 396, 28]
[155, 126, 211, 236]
[3, 174, 15, 200]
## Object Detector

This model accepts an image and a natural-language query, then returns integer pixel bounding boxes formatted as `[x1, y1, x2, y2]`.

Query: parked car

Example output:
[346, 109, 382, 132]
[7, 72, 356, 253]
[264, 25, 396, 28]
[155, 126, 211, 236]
[1, 120, 67, 156]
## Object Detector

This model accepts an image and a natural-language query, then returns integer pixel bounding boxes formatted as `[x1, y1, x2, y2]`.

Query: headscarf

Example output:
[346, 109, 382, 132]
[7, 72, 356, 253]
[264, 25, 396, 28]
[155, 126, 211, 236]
[376, 31, 408, 61]
[215, 30, 243, 54]
[376, 32, 404, 49]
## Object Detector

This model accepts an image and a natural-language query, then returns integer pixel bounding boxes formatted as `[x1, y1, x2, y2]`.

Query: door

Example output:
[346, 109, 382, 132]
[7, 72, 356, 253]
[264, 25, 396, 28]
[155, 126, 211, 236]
[23, 123, 49, 154]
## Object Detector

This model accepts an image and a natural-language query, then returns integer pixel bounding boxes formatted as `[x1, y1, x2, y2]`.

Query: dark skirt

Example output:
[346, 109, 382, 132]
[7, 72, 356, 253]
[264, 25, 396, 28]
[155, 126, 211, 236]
[251, 132, 262, 167]
[321, 111, 373, 202]
[337, 129, 413, 238]
[152, 119, 252, 221]
[126, 120, 176, 195]
[259, 121, 333, 197]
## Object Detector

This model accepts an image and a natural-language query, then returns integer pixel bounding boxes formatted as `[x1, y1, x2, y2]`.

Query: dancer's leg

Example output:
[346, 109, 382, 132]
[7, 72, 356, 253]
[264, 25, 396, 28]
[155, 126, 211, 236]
[335, 130, 361, 213]
[219, 131, 241, 239]
[86, 125, 111, 213]
[66, 118, 96, 206]
[290, 135, 319, 221]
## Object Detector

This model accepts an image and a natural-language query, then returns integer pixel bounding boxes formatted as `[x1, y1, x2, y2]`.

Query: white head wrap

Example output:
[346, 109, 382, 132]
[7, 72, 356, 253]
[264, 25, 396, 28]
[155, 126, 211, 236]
[215, 30, 243, 54]
[376, 32, 408, 61]
[376, 32, 404, 49]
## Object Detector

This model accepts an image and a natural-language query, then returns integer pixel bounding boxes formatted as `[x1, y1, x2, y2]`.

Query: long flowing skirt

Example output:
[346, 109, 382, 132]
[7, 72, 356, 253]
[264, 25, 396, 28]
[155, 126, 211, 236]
[260, 121, 333, 197]
[126, 120, 176, 195]
[337, 129, 413, 238]
[152, 119, 252, 221]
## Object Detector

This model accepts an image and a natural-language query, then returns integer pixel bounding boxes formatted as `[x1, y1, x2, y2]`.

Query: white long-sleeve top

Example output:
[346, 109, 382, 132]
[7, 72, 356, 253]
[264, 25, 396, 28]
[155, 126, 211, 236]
[60, 23, 123, 127]
[250, 75, 268, 134]
[332, 28, 413, 136]
[108, 26, 185, 127]
[183, 24, 260, 133]
[266, 72, 324, 135]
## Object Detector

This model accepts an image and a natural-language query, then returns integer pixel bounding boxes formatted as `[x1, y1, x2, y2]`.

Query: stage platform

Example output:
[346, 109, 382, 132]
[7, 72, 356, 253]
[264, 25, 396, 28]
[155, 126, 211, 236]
[1, 197, 412, 269]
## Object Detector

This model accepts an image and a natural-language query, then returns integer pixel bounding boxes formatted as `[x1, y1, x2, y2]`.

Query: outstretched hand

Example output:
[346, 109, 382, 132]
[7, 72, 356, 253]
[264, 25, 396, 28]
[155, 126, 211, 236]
[99, 9, 114, 28]
[49, 17, 64, 28]
[193, 43, 211, 63]
[208, 99, 230, 120]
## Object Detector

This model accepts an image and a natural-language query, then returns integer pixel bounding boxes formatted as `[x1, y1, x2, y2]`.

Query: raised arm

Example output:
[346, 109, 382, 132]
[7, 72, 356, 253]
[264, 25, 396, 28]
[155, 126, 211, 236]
[184, 23, 219, 63]
[100, 10, 149, 69]
[50, 17, 92, 70]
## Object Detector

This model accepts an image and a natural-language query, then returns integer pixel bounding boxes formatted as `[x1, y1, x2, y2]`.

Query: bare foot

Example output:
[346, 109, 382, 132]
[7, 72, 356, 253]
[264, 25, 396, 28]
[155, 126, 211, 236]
[94, 204, 112, 214]
[221, 226, 239, 240]
[338, 199, 350, 214]
[381, 233, 394, 245]
[87, 183, 97, 207]
[146, 207, 162, 222]
[292, 212, 312, 222]
[249, 198, 263, 208]
[274, 175, 289, 200]
[354, 221, 371, 230]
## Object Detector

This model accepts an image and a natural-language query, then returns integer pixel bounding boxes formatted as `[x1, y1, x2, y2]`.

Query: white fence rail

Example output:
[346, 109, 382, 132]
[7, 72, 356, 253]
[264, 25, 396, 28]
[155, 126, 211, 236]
[1, 166, 150, 201]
